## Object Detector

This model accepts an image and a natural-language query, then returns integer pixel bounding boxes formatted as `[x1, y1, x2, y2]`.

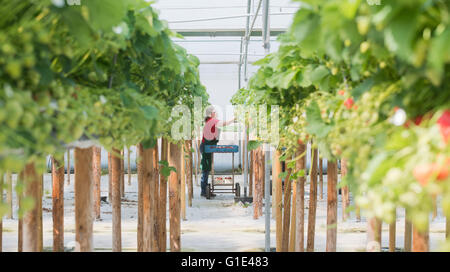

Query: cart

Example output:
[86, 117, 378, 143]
[204, 145, 240, 199]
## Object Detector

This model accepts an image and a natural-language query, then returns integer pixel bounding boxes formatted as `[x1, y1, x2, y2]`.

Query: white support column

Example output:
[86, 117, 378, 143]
[262, 0, 271, 252]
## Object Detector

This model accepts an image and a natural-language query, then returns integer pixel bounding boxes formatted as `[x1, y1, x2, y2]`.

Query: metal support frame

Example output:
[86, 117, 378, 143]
[243, 0, 263, 82]
[262, 0, 271, 253]
[175, 30, 284, 37]
[243, 124, 248, 197]
[168, 12, 294, 24]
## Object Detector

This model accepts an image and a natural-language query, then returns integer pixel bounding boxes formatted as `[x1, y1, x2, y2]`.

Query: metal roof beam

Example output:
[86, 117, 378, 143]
[175, 30, 285, 37]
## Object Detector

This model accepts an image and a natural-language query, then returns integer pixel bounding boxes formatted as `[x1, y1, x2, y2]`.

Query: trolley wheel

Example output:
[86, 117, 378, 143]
[206, 184, 211, 199]
[235, 183, 240, 197]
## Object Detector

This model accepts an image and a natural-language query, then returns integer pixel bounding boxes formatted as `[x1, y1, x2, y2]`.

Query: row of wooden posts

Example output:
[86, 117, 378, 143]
[1, 138, 449, 252]
[0, 139, 200, 252]
[248, 142, 449, 252]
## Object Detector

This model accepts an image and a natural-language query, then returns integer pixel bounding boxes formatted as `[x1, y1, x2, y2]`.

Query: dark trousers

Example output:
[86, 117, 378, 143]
[201, 170, 210, 195]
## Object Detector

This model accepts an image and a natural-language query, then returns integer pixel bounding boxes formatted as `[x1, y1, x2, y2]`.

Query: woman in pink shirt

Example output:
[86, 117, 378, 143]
[200, 106, 235, 197]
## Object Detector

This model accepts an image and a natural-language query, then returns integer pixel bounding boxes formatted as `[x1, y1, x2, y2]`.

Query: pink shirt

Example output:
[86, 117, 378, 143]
[202, 118, 219, 142]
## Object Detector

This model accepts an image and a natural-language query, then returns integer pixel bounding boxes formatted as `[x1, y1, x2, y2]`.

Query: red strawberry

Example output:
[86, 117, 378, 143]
[435, 162, 450, 181]
[414, 158, 450, 186]
[413, 164, 435, 186]
[414, 115, 424, 126]
[338, 90, 346, 96]
[438, 110, 450, 126]
[404, 115, 424, 129]
[439, 126, 450, 144]
[438, 110, 450, 144]
[344, 98, 354, 109]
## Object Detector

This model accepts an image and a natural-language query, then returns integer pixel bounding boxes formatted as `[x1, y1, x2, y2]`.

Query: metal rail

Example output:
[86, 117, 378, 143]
[167, 12, 295, 24]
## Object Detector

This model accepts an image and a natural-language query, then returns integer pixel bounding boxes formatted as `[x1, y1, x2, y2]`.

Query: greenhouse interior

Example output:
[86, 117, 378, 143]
[0, 0, 449, 254]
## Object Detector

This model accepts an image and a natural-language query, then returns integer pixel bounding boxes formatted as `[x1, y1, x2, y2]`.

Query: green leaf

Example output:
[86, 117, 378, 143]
[351, 76, 375, 100]
[161, 166, 176, 177]
[287, 160, 296, 169]
[278, 171, 288, 180]
[59, 8, 94, 47]
[427, 28, 450, 85]
[141, 138, 157, 149]
[158, 160, 169, 167]
[299, 65, 314, 87]
[309, 65, 329, 83]
[135, 10, 158, 37]
[140, 105, 158, 120]
[305, 100, 332, 138]
[85, 0, 126, 32]
[120, 92, 134, 108]
[384, 8, 419, 63]
[247, 140, 262, 151]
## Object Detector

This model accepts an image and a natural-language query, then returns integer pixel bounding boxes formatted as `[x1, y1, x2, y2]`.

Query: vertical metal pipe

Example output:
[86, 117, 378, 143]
[243, 0, 254, 82]
[262, 0, 271, 54]
[263, 0, 271, 252]
[238, 36, 244, 90]
[243, 124, 248, 197]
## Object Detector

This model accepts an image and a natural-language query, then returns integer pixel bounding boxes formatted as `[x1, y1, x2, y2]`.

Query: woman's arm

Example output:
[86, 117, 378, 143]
[217, 117, 236, 127]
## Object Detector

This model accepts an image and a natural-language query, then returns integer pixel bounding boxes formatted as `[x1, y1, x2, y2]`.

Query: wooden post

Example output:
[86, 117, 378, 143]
[260, 150, 265, 216]
[152, 142, 160, 252]
[273, 149, 283, 252]
[38, 174, 43, 252]
[111, 148, 122, 252]
[341, 159, 349, 221]
[293, 143, 306, 252]
[0, 173, 3, 252]
[295, 144, 307, 252]
[52, 157, 65, 252]
[253, 147, 263, 219]
[181, 144, 186, 221]
[6, 171, 13, 219]
[412, 224, 429, 252]
[253, 149, 259, 219]
[281, 168, 293, 252]
[186, 140, 193, 207]
[193, 141, 198, 187]
[319, 157, 323, 200]
[140, 143, 159, 252]
[326, 160, 338, 252]
[159, 139, 168, 252]
[168, 142, 181, 252]
[367, 217, 382, 251]
[22, 162, 41, 252]
[108, 152, 112, 202]
[137, 144, 143, 252]
[67, 149, 71, 185]
[18, 171, 23, 252]
[249, 150, 253, 197]
[389, 210, 396, 252]
[93, 147, 101, 219]
[128, 147, 131, 186]
[196, 140, 201, 186]
[272, 158, 276, 220]
[289, 171, 297, 252]
[307, 148, 318, 252]
[404, 209, 412, 252]
[120, 149, 125, 198]
[74, 147, 94, 252]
